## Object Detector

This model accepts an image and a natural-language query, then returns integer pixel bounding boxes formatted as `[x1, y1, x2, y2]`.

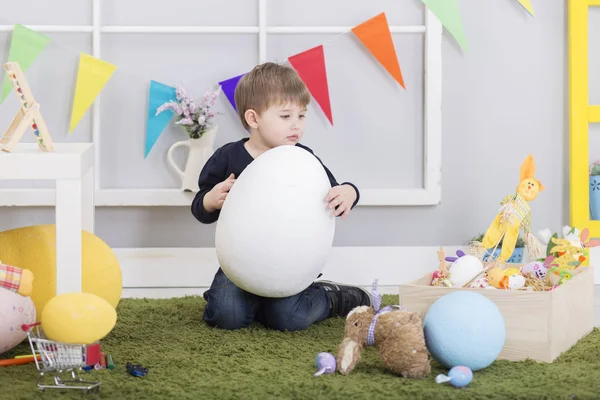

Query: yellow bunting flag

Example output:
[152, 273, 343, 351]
[69, 53, 117, 133]
[516, 0, 534, 16]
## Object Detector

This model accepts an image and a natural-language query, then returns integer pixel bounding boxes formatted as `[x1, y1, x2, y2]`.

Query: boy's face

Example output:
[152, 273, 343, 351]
[251, 102, 306, 147]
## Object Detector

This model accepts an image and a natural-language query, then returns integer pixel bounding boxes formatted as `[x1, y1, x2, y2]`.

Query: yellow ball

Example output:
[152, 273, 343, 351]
[0, 224, 122, 322]
[42, 292, 117, 344]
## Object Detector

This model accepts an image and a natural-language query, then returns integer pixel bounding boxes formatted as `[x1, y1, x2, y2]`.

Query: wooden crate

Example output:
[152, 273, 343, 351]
[398, 266, 595, 363]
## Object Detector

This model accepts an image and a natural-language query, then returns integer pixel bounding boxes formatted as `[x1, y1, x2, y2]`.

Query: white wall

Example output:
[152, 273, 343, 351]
[0, 0, 571, 249]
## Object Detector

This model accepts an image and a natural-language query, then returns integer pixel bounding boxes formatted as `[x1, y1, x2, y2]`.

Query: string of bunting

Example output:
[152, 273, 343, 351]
[153, 11, 405, 156]
[219, 12, 405, 129]
[0, 0, 533, 157]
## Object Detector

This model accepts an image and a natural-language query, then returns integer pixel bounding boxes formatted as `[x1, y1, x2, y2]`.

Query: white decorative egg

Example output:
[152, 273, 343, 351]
[215, 146, 336, 298]
[506, 275, 526, 290]
[448, 255, 484, 287]
[0, 288, 36, 355]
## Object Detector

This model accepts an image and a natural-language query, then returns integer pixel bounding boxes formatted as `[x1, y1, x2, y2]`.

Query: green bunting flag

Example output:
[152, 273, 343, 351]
[421, 0, 468, 51]
[1, 24, 51, 103]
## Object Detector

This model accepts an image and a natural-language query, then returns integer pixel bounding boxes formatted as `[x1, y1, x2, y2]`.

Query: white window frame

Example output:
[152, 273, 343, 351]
[0, 0, 442, 207]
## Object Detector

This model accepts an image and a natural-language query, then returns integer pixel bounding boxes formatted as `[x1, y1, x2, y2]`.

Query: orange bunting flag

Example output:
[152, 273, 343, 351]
[351, 12, 405, 89]
[288, 45, 333, 125]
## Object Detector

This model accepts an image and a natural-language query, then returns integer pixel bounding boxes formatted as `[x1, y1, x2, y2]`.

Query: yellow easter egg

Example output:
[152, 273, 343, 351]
[41, 292, 117, 344]
[0, 224, 122, 322]
[504, 267, 521, 276]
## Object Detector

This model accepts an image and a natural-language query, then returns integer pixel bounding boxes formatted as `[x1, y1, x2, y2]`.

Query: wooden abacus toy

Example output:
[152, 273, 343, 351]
[0, 62, 54, 153]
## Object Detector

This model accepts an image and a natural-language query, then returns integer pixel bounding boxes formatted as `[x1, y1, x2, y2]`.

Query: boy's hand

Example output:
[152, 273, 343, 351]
[204, 173, 236, 212]
[325, 184, 357, 219]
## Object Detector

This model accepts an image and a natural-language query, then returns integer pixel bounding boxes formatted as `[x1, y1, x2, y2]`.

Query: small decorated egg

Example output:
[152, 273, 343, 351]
[468, 276, 489, 289]
[506, 274, 526, 290]
[436, 365, 473, 388]
[314, 352, 336, 377]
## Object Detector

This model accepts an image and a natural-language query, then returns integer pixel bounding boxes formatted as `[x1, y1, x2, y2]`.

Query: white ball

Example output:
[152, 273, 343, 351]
[449, 255, 484, 287]
[0, 288, 36, 355]
[215, 145, 336, 298]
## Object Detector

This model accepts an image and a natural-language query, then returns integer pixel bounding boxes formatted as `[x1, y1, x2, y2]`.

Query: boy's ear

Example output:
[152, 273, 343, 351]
[244, 109, 259, 129]
[520, 154, 535, 181]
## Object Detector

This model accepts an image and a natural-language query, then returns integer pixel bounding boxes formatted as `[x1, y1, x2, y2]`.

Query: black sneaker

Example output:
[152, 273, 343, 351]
[313, 280, 372, 317]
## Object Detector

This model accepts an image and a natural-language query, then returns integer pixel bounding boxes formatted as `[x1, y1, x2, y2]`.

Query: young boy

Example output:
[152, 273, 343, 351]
[191, 62, 371, 331]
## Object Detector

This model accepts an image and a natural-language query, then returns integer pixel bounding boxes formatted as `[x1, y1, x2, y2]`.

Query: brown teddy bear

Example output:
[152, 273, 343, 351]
[336, 302, 431, 379]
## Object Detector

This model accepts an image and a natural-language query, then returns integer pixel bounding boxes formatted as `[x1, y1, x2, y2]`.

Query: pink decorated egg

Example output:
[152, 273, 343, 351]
[0, 288, 36, 355]
[468, 276, 489, 289]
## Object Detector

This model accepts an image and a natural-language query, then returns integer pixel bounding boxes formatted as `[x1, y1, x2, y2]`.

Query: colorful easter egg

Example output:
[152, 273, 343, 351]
[314, 352, 336, 376]
[436, 365, 473, 388]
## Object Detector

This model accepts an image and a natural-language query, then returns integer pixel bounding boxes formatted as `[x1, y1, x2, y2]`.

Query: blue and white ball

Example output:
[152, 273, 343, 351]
[423, 291, 505, 371]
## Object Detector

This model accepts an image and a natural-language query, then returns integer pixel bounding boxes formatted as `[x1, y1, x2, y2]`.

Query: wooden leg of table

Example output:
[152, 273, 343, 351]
[56, 179, 82, 294]
[82, 167, 95, 234]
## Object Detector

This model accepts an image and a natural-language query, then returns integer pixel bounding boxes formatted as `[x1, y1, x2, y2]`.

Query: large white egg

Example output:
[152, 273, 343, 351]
[215, 145, 336, 298]
[0, 288, 36, 355]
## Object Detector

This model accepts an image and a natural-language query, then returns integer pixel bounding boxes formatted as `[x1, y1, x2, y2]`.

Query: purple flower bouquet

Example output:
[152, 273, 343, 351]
[156, 85, 220, 139]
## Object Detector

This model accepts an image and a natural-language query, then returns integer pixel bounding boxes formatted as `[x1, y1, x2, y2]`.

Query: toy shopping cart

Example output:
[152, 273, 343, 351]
[21, 322, 101, 392]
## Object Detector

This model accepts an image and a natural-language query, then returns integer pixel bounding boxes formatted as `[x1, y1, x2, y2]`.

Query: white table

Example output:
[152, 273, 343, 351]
[0, 143, 95, 294]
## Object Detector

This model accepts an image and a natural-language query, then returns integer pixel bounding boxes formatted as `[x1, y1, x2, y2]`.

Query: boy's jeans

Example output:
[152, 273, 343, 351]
[202, 268, 331, 331]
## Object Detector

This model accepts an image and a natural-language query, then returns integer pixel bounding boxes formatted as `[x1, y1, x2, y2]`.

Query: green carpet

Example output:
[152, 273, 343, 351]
[1, 295, 600, 400]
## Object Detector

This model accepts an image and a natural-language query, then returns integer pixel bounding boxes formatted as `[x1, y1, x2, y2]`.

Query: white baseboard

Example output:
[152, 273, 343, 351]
[114, 246, 464, 298]
[113, 246, 600, 299]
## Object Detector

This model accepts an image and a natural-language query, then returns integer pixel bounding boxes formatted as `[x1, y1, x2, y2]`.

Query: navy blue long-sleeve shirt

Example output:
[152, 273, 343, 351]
[191, 138, 360, 224]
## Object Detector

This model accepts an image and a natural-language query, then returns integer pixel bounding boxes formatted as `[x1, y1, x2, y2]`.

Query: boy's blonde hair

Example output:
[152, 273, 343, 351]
[234, 62, 310, 130]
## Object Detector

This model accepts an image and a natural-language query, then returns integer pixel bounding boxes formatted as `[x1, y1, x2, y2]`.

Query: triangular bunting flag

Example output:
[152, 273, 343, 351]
[351, 13, 405, 89]
[69, 53, 117, 133]
[145, 80, 176, 158]
[1, 24, 51, 103]
[421, 0, 468, 51]
[288, 45, 333, 125]
[516, 0, 534, 16]
[218, 73, 245, 112]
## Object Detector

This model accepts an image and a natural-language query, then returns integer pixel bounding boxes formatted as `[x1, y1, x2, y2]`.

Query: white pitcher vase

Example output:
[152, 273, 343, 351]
[167, 125, 217, 192]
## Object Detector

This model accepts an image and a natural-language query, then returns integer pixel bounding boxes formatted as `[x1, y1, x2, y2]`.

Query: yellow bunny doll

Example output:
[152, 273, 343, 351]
[478, 155, 545, 263]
